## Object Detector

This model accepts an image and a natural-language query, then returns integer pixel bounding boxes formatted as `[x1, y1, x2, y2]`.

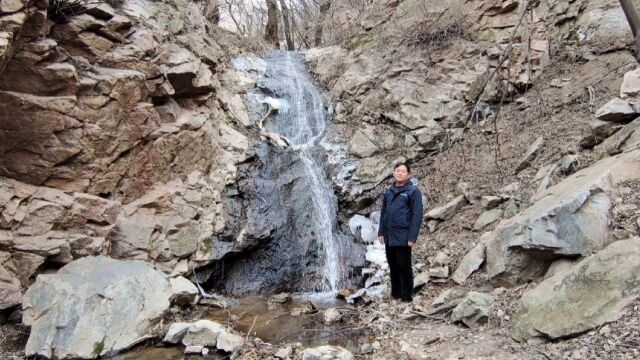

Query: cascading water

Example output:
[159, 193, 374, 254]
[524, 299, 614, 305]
[207, 51, 364, 295]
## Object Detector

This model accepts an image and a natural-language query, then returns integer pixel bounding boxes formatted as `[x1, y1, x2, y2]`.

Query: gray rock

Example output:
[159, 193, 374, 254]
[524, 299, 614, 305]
[169, 276, 199, 306]
[431, 251, 450, 267]
[302, 345, 354, 360]
[480, 196, 503, 209]
[483, 150, 640, 286]
[163, 322, 191, 344]
[322, 308, 342, 324]
[514, 136, 544, 174]
[473, 208, 503, 231]
[413, 272, 430, 289]
[181, 320, 224, 347]
[599, 117, 640, 154]
[452, 234, 489, 285]
[595, 98, 637, 122]
[427, 220, 439, 233]
[216, 331, 244, 352]
[621, 68, 640, 98]
[512, 238, 640, 341]
[543, 258, 575, 279]
[22, 256, 178, 359]
[432, 288, 467, 307]
[502, 197, 521, 218]
[184, 345, 204, 354]
[560, 154, 580, 175]
[349, 130, 380, 158]
[451, 291, 495, 328]
[428, 266, 449, 278]
[275, 346, 293, 359]
[426, 195, 467, 221]
[580, 119, 623, 149]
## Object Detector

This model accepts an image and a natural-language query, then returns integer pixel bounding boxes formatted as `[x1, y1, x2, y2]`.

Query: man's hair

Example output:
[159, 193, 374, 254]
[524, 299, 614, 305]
[394, 162, 411, 173]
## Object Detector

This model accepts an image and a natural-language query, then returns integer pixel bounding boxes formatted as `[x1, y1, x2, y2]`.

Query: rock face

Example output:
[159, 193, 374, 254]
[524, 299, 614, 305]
[512, 238, 640, 342]
[0, 0, 272, 302]
[22, 256, 181, 359]
[455, 150, 640, 286]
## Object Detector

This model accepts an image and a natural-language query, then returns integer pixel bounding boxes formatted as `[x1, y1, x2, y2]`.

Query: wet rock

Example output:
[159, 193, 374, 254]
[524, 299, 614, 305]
[270, 293, 292, 304]
[291, 302, 314, 317]
[474, 150, 640, 286]
[512, 238, 640, 342]
[473, 208, 503, 231]
[595, 98, 637, 122]
[451, 291, 495, 328]
[426, 195, 467, 221]
[322, 308, 342, 324]
[514, 136, 544, 174]
[302, 345, 354, 360]
[22, 256, 179, 359]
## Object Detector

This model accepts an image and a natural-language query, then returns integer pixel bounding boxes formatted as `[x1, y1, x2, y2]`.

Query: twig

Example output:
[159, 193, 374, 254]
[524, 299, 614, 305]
[245, 315, 258, 342]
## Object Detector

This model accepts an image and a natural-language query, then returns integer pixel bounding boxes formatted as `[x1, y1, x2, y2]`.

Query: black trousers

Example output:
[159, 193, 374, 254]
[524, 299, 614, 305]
[385, 245, 413, 300]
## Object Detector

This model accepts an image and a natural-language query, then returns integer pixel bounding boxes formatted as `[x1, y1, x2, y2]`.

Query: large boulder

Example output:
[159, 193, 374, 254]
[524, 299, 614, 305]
[454, 150, 640, 286]
[22, 256, 183, 359]
[512, 238, 640, 342]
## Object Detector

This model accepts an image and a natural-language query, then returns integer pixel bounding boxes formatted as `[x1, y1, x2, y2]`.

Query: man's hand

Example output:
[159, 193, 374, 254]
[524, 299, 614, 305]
[378, 236, 384, 245]
[408, 241, 415, 247]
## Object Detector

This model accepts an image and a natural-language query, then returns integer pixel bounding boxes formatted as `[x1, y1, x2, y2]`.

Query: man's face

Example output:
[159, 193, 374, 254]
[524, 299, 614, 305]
[393, 165, 410, 183]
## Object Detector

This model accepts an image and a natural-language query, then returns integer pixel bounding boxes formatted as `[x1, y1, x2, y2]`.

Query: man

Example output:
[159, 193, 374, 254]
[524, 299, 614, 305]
[377, 163, 424, 302]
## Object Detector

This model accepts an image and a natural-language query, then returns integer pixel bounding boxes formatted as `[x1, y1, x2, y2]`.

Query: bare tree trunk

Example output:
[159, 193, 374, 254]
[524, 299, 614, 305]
[620, 0, 640, 63]
[265, 0, 280, 48]
[224, 0, 245, 35]
[314, 0, 331, 47]
[279, 0, 295, 50]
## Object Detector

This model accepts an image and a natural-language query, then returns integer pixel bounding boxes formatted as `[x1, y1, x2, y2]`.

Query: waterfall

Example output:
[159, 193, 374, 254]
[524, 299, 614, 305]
[210, 51, 364, 295]
[260, 52, 343, 292]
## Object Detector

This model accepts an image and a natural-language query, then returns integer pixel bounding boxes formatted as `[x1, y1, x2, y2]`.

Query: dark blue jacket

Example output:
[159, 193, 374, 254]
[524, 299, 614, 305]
[377, 181, 424, 246]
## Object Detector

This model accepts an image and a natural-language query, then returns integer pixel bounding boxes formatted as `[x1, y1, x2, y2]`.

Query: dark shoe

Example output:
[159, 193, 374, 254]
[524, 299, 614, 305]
[401, 298, 412, 303]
